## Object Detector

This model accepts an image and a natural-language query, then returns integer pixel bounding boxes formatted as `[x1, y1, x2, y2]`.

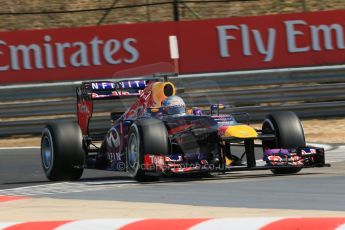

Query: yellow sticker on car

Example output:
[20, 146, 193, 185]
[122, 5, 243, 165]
[224, 125, 258, 138]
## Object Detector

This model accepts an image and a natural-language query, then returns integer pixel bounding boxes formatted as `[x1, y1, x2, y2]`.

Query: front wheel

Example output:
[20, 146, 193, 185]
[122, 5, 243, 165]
[262, 111, 305, 175]
[127, 119, 169, 182]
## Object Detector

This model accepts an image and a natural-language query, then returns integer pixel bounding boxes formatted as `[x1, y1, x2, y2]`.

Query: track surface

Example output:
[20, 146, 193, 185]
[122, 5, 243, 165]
[0, 145, 344, 211]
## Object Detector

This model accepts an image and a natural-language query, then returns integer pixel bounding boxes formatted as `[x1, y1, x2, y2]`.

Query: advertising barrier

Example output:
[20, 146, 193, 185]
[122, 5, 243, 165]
[0, 10, 344, 84]
[178, 10, 345, 73]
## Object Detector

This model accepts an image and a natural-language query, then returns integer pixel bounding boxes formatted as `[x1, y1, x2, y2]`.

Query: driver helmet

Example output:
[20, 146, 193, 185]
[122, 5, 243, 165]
[162, 96, 186, 116]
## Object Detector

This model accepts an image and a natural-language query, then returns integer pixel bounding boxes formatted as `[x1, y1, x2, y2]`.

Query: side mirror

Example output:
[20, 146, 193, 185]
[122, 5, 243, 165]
[210, 104, 225, 115]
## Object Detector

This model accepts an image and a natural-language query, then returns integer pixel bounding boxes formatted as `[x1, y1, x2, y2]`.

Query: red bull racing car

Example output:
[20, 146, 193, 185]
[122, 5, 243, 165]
[40, 73, 328, 182]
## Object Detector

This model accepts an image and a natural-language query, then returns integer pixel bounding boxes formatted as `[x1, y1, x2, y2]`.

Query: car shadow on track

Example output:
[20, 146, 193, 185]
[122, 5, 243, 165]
[140, 171, 324, 184]
[0, 172, 324, 190]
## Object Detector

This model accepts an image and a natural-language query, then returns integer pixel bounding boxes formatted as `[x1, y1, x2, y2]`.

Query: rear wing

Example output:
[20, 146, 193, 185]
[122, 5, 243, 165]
[78, 80, 147, 100]
[76, 80, 147, 135]
[76, 73, 178, 135]
[78, 71, 177, 100]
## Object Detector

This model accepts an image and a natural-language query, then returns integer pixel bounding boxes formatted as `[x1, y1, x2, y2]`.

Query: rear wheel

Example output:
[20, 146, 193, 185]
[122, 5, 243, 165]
[127, 119, 169, 182]
[262, 111, 305, 175]
[41, 122, 85, 181]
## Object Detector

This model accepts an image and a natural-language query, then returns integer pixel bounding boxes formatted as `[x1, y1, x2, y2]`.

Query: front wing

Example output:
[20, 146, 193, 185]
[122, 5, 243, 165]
[142, 146, 328, 174]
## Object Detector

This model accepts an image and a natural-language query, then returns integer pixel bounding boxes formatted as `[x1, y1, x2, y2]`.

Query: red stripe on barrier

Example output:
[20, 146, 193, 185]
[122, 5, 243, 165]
[4, 221, 72, 230]
[119, 218, 209, 230]
[0, 196, 29, 202]
[261, 218, 345, 230]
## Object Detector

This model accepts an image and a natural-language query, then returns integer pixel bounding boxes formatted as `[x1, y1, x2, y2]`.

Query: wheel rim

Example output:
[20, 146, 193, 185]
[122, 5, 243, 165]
[42, 134, 53, 170]
[128, 133, 139, 170]
[263, 119, 275, 133]
[262, 119, 278, 149]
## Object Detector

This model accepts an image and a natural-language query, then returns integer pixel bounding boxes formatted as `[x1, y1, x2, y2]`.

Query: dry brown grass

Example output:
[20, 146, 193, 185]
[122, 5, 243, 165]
[0, 0, 343, 30]
[0, 137, 41, 147]
[302, 118, 345, 144]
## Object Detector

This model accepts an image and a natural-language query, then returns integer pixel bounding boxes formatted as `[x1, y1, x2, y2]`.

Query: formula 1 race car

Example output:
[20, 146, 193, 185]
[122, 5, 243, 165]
[40, 73, 328, 182]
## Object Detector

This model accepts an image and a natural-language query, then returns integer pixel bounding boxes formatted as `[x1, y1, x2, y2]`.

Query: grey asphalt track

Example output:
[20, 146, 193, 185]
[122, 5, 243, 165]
[0, 148, 125, 189]
[0, 146, 344, 211]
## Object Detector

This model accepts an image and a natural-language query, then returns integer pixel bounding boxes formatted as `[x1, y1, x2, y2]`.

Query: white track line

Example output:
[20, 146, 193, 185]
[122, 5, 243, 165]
[0, 146, 40, 150]
[0, 181, 138, 196]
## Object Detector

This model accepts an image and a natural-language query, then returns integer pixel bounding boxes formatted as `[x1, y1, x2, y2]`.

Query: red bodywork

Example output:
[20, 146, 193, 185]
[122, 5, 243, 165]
[77, 89, 94, 135]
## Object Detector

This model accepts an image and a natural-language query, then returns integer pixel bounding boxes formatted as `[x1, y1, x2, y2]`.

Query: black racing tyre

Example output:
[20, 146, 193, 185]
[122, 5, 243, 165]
[126, 119, 169, 182]
[41, 122, 85, 181]
[262, 111, 305, 175]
